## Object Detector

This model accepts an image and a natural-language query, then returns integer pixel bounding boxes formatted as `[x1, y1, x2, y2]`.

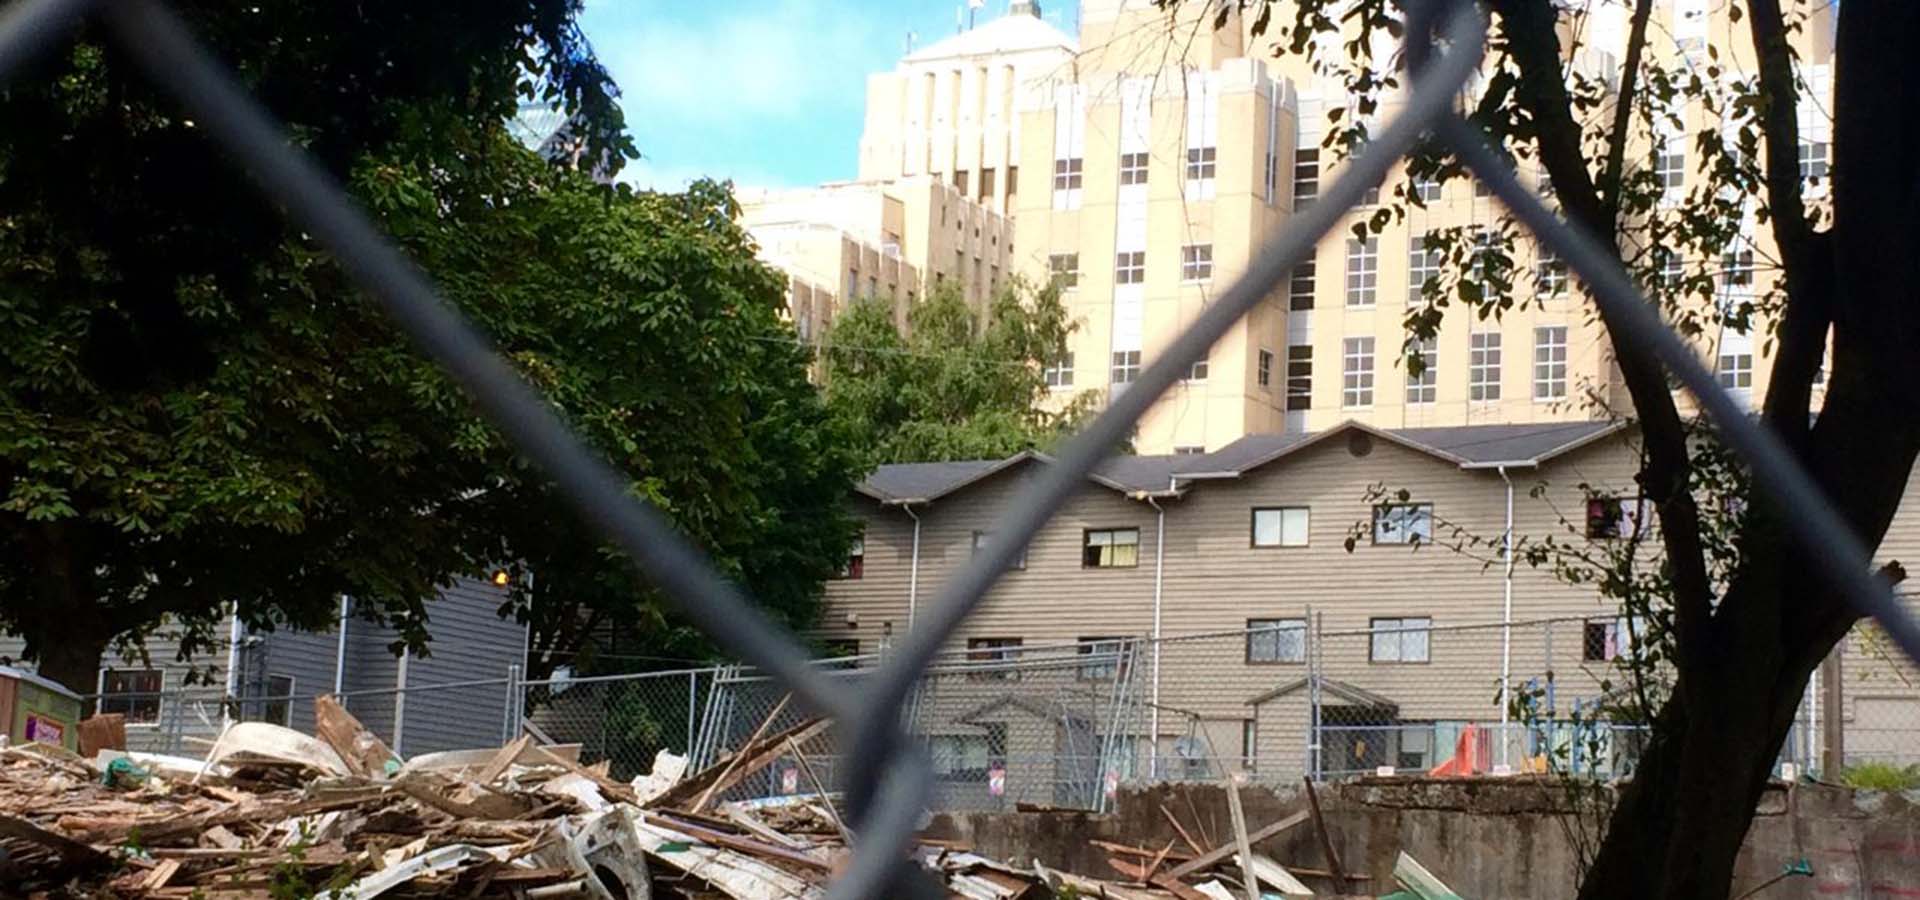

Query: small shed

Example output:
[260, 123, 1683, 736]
[0, 665, 84, 750]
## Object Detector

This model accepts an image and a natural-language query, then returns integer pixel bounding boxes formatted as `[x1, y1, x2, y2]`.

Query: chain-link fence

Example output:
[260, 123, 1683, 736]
[6, 0, 1916, 894]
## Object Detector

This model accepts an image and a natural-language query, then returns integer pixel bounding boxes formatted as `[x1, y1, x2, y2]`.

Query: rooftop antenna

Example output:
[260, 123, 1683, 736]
[905, 30, 917, 54]
[968, 0, 985, 29]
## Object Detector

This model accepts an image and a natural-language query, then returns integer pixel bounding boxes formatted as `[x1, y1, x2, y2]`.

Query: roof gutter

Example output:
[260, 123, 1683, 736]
[1459, 459, 1541, 471]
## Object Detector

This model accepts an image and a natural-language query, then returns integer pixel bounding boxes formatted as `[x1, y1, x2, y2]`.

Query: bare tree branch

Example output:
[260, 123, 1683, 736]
[1600, 0, 1655, 226]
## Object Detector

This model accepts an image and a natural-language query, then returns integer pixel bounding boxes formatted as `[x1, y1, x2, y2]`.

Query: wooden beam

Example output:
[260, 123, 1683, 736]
[1223, 775, 1260, 900]
[1159, 803, 1205, 854]
[1303, 776, 1351, 893]
[1164, 809, 1310, 881]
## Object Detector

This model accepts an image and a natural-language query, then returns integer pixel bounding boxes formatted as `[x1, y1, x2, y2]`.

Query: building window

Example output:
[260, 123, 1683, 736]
[1372, 503, 1433, 545]
[966, 638, 1023, 680]
[1252, 507, 1310, 548]
[1247, 618, 1307, 663]
[1181, 244, 1213, 281]
[1370, 617, 1432, 663]
[1655, 248, 1684, 288]
[1716, 352, 1753, 389]
[1343, 337, 1375, 407]
[1119, 151, 1149, 186]
[1186, 146, 1217, 183]
[1345, 238, 1378, 306]
[1044, 353, 1074, 389]
[931, 726, 1007, 782]
[1077, 637, 1131, 680]
[1257, 348, 1274, 389]
[1586, 495, 1651, 540]
[1655, 147, 1685, 193]
[1111, 350, 1141, 385]
[1048, 253, 1080, 289]
[1475, 177, 1493, 198]
[1533, 326, 1568, 400]
[1412, 176, 1442, 203]
[979, 167, 996, 201]
[836, 534, 865, 579]
[1243, 719, 1259, 771]
[868, 276, 878, 299]
[1288, 262, 1316, 310]
[1053, 157, 1083, 209]
[1286, 345, 1313, 410]
[1115, 251, 1146, 285]
[954, 169, 970, 195]
[1406, 337, 1437, 404]
[1407, 234, 1442, 307]
[1798, 140, 1829, 182]
[971, 530, 1028, 570]
[260, 674, 294, 727]
[1173, 445, 1206, 455]
[1536, 248, 1569, 297]
[1721, 248, 1755, 287]
[1469, 331, 1502, 401]
[1584, 617, 1645, 662]
[1292, 148, 1320, 211]
[1187, 358, 1210, 381]
[1264, 148, 1278, 204]
[1083, 527, 1141, 568]
[101, 669, 163, 725]
[846, 268, 859, 302]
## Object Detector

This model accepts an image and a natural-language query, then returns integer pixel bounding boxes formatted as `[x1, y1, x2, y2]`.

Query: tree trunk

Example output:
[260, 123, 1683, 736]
[34, 633, 112, 698]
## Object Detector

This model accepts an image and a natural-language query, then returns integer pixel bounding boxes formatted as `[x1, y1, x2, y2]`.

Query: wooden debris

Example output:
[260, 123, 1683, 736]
[1303, 774, 1351, 893]
[315, 694, 397, 778]
[690, 694, 792, 813]
[651, 716, 830, 812]
[1165, 809, 1311, 881]
[1222, 774, 1261, 900]
[1393, 851, 1466, 899]
[1160, 803, 1206, 854]
[76, 714, 127, 757]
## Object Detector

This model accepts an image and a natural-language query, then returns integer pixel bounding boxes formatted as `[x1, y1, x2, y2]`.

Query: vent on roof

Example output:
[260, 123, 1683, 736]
[1348, 432, 1375, 458]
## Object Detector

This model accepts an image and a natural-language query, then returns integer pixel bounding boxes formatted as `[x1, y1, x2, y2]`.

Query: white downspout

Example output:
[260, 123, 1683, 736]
[392, 647, 410, 757]
[1146, 495, 1167, 780]
[334, 596, 351, 697]
[223, 611, 243, 730]
[1498, 465, 1516, 771]
[903, 504, 922, 630]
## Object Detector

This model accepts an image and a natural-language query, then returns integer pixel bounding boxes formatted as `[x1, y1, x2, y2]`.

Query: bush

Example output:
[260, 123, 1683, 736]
[1840, 761, 1920, 791]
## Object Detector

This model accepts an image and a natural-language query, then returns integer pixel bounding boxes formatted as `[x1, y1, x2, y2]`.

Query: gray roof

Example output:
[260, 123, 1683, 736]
[854, 420, 1628, 503]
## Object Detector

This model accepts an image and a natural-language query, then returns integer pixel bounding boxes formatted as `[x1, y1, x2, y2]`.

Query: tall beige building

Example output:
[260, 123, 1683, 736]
[998, 0, 1834, 453]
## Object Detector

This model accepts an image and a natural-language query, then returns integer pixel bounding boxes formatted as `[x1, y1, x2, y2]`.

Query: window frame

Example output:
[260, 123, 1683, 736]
[1256, 348, 1273, 390]
[1115, 250, 1146, 285]
[100, 668, 164, 726]
[1288, 261, 1317, 311]
[971, 530, 1028, 570]
[1048, 252, 1080, 289]
[1292, 147, 1320, 211]
[1118, 151, 1149, 186]
[1343, 337, 1376, 408]
[1082, 527, 1142, 569]
[1407, 233, 1442, 307]
[1285, 345, 1314, 411]
[1532, 325, 1568, 401]
[1469, 331, 1502, 402]
[1077, 636, 1132, 680]
[1043, 353, 1075, 389]
[836, 533, 865, 580]
[1585, 494, 1652, 541]
[1345, 238, 1379, 307]
[1245, 618, 1308, 664]
[1405, 337, 1438, 405]
[1185, 146, 1217, 183]
[965, 637, 1024, 681]
[1250, 507, 1311, 548]
[1369, 616, 1433, 664]
[1181, 243, 1214, 282]
[1371, 502, 1434, 546]
[1110, 350, 1141, 385]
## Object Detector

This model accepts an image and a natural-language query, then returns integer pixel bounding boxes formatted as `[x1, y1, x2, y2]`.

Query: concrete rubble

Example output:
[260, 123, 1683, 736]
[0, 703, 1466, 899]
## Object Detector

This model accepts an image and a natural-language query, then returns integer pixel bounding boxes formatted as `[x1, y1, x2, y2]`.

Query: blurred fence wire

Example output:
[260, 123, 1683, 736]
[3, 0, 1915, 895]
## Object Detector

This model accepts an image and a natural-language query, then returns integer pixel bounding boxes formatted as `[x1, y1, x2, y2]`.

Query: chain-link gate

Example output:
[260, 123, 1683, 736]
[2, 0, 1913, 895]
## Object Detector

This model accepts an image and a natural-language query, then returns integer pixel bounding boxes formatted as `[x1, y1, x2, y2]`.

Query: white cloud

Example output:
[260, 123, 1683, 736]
[596, 0, 882, 127]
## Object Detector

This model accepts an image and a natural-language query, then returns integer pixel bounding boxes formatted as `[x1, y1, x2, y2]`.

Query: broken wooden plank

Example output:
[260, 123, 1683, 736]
[691, 694, 791, 813]
[1235, 852, 1314, 895]
[644, 811, 833, 872]
[314, 694, 395, 778]
[1164, 809, 1310, 881]
[1303, 775, 1350, 893]
[1144, 839, 1176, 882]
[1160, 803, 1206, 855]
[1223, 774, 1260, 900]
[1092, 839, 1194, 861]
[77, 714, 127, 757]
[650, 716, 830, 812]
[529, 743, 636, 804]
[0, 814, 114, 870]
[142, 859, 184, 890]
[784, 735, 850, 845]
[1393, 851, 1465, 900]
[473, 735, 532, 785]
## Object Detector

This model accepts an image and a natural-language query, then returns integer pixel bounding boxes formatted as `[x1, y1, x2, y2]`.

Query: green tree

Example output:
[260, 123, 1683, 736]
[822, 280, 1093, 465]
[1183, 1, 1919, 896]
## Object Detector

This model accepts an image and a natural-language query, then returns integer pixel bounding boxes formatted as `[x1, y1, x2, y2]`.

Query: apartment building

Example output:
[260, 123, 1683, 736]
[819, 418, 1920, 790]
[1005, 0, 1835, 452]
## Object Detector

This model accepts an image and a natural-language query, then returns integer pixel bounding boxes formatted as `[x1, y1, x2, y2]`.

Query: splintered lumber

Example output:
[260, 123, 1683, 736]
[1223, 775, 1260, 900]
[1303, 775, 1351, 893]
[691, 694, 791, 813]
[644, 811, 834, 872]
[651, 716, 831, 812]
[1234, 853, 1314, 895]
[785, 735, 850, 844]
[1393, 851, 1465, 899]
[474, 735, 533, 785]
[1160, 803, 1206, 854]
[0, 814, 113, 870]
[314, 694, 396, 778]
[76, 714, 127, 757]
[529, 743, 636, 804]
[1164, 809, 1311, 881]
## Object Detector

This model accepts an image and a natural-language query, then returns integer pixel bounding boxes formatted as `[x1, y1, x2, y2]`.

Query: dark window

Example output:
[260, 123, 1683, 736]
[1078, 637, 1131, 680]
[971, 530, 1027, 570]
[820, 638, 861, 660]
[1257, 349, 1274, 389]
[261, 674, 293, 727]
[837, 534, 864, 579]
[1583, 617, 1644, 662]
[1119, 151, 1149, 186]
[1048, 253, 1080, 289]
[100, 669, 163, 724]
[1246, 618, 1306, 663]
[1292, 147, 1320, 211]
[1586, 495, 1650, 540]
[967, 638, 1023, 680]
[1372, 503, 1433, 545]
[1286, 346, 1313, 410]
[1083, 528, 1140, 568]
[1288, 261, 1317, 310]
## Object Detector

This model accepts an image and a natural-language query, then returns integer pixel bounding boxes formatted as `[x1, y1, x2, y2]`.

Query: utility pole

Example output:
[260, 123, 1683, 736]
[1822, 646, 1845, 776]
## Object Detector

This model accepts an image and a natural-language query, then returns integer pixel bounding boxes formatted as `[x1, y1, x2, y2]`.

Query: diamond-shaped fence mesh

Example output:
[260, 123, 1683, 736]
[4, 0, 1915, 894]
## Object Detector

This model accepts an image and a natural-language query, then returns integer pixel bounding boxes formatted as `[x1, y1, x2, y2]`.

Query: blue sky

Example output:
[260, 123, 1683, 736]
[579, 0, 1078, 190]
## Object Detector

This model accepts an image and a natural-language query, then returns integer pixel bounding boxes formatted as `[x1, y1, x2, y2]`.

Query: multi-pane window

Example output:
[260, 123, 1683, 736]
[1656, 147, 1685, 193]
[1181, 244, 1214, 281]
[1407, 234, 1442, 306]
[1798, 141, 1829, 182]
[1288, 261, 1317, 310]
[1077, 637, 1131, 680]
[1083, 527, 1141, 568]
[1053, 157, 1083, 190]
[1533, 326, 1568, 400]
[258, 674, 294, 727]
[1370, 617, 1432, 663]
[1119, 151, 1149, 186]
[1187, 358, 1210, 381]
[967, 638, 1023, 681]
[1048, 253, 1080, 289]
[1186, 146, 1217, 182]
[837, 534, 865, 579]
[1413, 176, 1442, 203]
[1536, 248, 1569, 296]
[1586, 495, 1651, 540]
[1257, 348, 1274, 390]
[1721, 248, 1755, 287]
[1584, 616, 1645, 662]
[1043, 353, 1074, 389]
[1656, 248, 1684, 287]
[1716, 353, 1753, 389]
[971, 530, 1028, 569]
[1263, 148, 1278, 204]
[1345, 238, 1378, 306]
[1406, 338, 1437, 404]
[101, 669, 163, 724]
[1292, 147, 1320, 211]
[1343, 337, 1375, 407]
[1251, 507, 1310, 547]
[1111, 350, 1141, 385]
[1115, 251, 1146, 285]
[1247, 618, 1307, 663]
[1469, 331, 1502, 401]
[1372, 503, 1433, 544]
[931, 726, 1007, 780]
[1286, 346, 1313, 410]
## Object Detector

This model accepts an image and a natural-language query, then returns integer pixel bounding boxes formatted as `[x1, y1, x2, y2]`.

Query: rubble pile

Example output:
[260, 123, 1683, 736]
[0, 699, 1463, 899]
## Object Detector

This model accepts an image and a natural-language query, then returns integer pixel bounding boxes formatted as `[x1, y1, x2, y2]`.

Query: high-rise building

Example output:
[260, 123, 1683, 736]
[1000, 0, 1834, 453]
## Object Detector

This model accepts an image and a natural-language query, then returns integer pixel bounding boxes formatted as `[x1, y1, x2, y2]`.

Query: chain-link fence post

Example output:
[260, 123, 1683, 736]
[1307, 609, 1323, 781]
[502, 663, 521, 744]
